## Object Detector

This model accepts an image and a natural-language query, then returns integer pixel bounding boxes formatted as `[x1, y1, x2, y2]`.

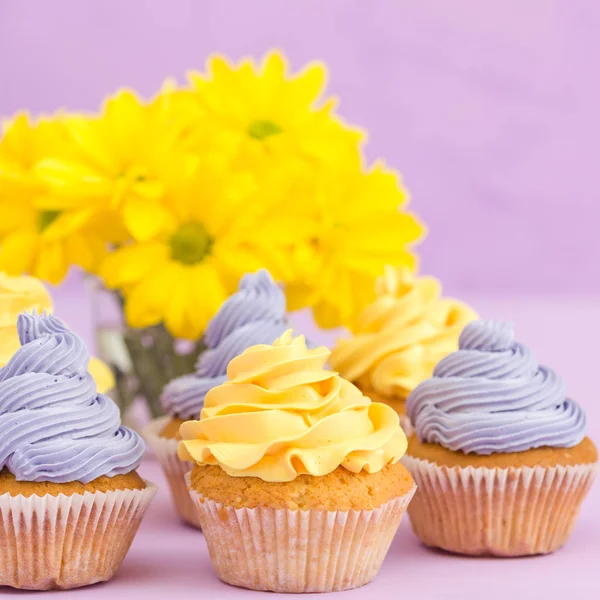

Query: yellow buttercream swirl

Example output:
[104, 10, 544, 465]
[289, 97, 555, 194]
[179, 330, 406, 482]
[329, 267, 478, 399]
[0, 273, 114, 394]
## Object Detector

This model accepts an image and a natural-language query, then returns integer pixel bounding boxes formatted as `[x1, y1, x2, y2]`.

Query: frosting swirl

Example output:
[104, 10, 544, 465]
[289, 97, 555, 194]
[406, 320, 587, 454]
[330, 267, 477, 398]
[161, 269, 288, 419]
[179, 330, 406, 482]
[0, 312, 145, 483]
[0, 272, 114, 393]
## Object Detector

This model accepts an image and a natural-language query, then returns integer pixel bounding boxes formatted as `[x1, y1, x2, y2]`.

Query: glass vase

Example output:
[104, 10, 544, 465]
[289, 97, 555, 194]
[87, 277, 203, 424]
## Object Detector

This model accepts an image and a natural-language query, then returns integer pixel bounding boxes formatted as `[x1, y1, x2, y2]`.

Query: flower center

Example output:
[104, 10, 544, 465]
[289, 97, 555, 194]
[247, 120, 282, 140]
[170, 222, 213, 265]
[117, 166, 148, 183]
[309, 236, 321, 251]
[38, 210, 61, 232]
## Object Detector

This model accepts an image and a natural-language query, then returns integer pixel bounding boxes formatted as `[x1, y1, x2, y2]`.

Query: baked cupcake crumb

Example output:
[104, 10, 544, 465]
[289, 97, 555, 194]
[407, 435, 598, 468]
[160, 416, 185, 439]
[0, 469, 146, 497]
[364, 388, 408, 415]
[190, 461, 414, 511]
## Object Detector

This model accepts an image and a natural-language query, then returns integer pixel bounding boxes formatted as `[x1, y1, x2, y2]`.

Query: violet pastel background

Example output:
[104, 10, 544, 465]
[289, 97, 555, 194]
[1, 0, 599, 294]
[2, 0, 598, 433]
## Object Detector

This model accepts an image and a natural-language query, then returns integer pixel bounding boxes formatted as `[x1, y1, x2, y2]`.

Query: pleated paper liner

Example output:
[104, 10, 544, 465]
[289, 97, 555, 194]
[399, 414, 413, 437]
[403, 455, 597, 556]
[143, 416, 201, 528]
[0, 481, 156, 590]
[186, 472, 416, 593]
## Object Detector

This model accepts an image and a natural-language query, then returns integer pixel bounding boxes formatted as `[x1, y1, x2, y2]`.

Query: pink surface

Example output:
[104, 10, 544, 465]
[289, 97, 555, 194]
[1, 0, 599, 294]
[7, 292, 593, 598]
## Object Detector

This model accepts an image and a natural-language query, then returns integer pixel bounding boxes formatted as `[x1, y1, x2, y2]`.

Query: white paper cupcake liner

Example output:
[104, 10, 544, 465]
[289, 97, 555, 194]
[143, 416, 200, 528]
[399, 414, 413, 437]
[0, 481, 156, 590]
[186, 472, 415, 593]
[403, 455, 597, 556]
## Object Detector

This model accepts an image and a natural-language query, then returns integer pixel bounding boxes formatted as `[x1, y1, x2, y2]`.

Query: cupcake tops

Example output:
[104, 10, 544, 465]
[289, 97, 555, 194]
[0, 312, 145, 483]
[161, 269, 288, 420]
[179, 330, 407, 482]
[0, 272, 114, 394]
[407, 320, 587, 455]
[330, 267, 477, 399]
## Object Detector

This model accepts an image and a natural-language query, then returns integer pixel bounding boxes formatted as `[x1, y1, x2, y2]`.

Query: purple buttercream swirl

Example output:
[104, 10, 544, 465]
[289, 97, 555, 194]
[0, 312, 145, 483]
[406, 320, 587, 454]
[161, 269, 288, 419]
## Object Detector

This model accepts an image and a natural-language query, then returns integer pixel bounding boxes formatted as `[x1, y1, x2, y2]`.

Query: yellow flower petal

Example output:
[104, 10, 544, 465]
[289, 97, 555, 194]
[342, 213, 425, 254]
[163, 270, 196, 338]
[35, 158, 111, 205]
[125, 264, 178, 329]
[100, 242, 169, 288]
[33, 239, 69, 284]
[312, 299, 345, 330]
[0, 200, 36, 235]
[63, 231, 106, 273]
[285, 282, 316, 312]
[164, 262, 227, 339]
[64, 116, 118, 175]
[122, 195, 170, 241]
[88, 356, 115, 394]
[0, 230, 37, 276]
[286, 61, 327, 111]
[40, 208, 93, 240]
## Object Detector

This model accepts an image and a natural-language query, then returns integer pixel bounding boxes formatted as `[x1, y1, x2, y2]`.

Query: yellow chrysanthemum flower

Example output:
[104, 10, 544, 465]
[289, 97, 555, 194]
[99, 161, 289, 340]
[36, 89, 191, 242]
[0, 114, 107, 284]
[1, 50, 426, 337]
[283, 162, 425, 328]
[183, 50, 364, 171]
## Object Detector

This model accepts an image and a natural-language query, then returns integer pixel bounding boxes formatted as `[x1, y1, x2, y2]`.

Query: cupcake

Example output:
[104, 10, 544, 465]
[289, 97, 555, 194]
[0, 312, 155, 590]
[0, 272, 115, 393]
[330, 266, 477, 435]
[179, 330, 415, 593]
[143, 269, 288, 527]
[404, 320, 597, 556]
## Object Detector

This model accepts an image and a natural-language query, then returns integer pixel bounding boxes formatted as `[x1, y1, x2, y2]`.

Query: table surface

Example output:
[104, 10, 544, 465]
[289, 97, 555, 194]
[7, 292, 600, 598]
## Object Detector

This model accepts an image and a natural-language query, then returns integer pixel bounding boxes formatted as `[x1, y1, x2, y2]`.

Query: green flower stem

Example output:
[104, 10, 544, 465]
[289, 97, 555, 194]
[122, 327, 167, 418]
[100, 289, 204, 419]
[112, 362, 137, 415]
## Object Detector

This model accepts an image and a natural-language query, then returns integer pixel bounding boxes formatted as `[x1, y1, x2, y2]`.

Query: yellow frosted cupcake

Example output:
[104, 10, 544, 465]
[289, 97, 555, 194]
[179, 330, 415, 593]
[0, 272, 114, 393]
[144, 269, 289, 528]
[330, 266, 477, 434]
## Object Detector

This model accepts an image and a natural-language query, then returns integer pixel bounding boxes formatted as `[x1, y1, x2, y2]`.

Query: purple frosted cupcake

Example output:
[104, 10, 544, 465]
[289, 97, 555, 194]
[403, 320, 597, 556]
[0, 312, 156, 590]
[143, 269, 288, 527]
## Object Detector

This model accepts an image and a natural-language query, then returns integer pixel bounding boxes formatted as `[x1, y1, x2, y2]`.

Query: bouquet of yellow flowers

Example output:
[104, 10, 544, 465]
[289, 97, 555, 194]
[0, 50, 423, 415]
